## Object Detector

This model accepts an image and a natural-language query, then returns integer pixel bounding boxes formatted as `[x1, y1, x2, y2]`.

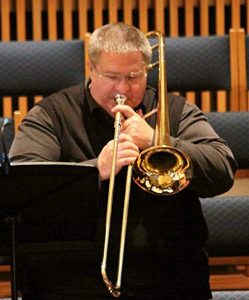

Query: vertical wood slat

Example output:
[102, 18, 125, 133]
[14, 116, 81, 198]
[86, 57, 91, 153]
[84, 32, 91, 79]
[154, 0, 165, 34]
[16, 0, 26, 41]
[123, 0, 133, 25]
[30, 0, 43, 116]
[246, 0, 249, 110]
[247, 0, 249, 34]
[247, 94, 249, 111]
[63, 0, 73, 40]
[18, 96, 29, 118]
[93, 0, 104, 28]
[48, 0, 58, 40]
[32, 0, 43, 41]
[184, 0, 194, 37]
[200, 0, 210, 112]
[1, 0, 11, 41]
[1, 0, 12, 117]
[138, 0, 148, 33]
[34, 96, 43, 104]
[3, 97, 12, 118]
[169, 0, 179, 37]
[108, 0, 118, 23]
[78, 0, 88, 39]
[237, 28, 247, 111]
[215, 0, 225, 35]
[231, 0, 241, 29]
[14, 111, 23, 133]
[229, 28, 240, 112]
[200, 0, 209, 36]
[215, 0, 227, 112]
[184, 0, 195, 105]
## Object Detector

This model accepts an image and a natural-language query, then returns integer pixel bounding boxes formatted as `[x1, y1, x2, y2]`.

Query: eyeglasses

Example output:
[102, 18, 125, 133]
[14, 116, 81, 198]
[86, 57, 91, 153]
[93, 66, 147, 85]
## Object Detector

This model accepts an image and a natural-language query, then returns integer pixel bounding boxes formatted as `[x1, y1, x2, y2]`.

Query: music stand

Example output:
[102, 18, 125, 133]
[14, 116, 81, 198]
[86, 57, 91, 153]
[0, 162, 99, 300]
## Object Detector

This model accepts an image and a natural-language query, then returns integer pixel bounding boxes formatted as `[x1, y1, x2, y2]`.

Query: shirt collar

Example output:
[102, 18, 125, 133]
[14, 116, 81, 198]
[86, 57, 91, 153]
[85, 80, 101, 114]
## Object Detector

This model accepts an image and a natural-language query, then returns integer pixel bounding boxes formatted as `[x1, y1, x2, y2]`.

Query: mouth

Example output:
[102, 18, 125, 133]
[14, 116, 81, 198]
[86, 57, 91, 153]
[115, 94, 127, 105]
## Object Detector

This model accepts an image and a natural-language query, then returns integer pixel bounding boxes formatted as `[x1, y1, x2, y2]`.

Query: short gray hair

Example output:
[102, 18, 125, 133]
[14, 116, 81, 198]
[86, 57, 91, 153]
[88, 22, 152, 65]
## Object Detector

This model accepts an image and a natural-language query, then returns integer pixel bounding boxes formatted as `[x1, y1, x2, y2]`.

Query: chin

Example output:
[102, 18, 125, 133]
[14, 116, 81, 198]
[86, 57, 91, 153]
[127, 100, 140, 108]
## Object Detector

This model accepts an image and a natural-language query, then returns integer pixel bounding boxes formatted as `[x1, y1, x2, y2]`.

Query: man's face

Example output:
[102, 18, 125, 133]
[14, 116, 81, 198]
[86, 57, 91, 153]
[89, 51, 147, 116]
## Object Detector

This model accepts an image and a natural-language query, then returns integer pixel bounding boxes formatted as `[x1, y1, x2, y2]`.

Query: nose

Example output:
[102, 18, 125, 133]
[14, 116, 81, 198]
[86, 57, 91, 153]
[115, 77, 131, 94]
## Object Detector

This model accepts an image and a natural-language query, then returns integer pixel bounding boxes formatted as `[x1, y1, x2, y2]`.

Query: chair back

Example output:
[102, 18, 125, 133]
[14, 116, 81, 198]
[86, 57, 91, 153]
[206, 112, 249, 169]
[147, 35, 231, 92]
[201, 196, 249, 257]
[212, 290, 249, 299]
[0, 40, 85, 97]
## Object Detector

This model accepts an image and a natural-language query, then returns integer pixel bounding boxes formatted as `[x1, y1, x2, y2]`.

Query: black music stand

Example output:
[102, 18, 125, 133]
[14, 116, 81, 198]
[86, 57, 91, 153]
[0, 162, 99, 300]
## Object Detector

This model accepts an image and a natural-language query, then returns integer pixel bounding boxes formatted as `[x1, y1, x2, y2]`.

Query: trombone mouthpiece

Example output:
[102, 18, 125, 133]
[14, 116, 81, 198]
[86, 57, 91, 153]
[115, 94, 127, 105]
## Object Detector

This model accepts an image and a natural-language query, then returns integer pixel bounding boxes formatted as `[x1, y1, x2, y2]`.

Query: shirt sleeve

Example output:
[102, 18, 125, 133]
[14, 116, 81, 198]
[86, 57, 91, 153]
[9, 105, 61, 162]
[9, 105, 99, 168]
[170, 101, 237, 197]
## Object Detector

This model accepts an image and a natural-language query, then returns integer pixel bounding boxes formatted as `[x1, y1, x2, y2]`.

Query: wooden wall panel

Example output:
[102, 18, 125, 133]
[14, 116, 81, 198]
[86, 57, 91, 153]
[123, 0, 133, 25]
[48, 0, 58, 40]
[139, 0, 149, 33]
[16, 0, 26, 41]
[1, 0, 11, 41]
[108, 0, 118, 23]
[154, 0, 165, 33]
[78, 0, 89, 39]
[93, 0, 103, 29]
[63, 0, 73, 40]
[32, 0, 43, 41]
[169, 0, 179, 37]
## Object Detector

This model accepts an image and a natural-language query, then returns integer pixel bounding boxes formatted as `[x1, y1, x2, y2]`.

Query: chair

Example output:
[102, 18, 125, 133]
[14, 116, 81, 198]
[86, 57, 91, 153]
[146, 31, 239, 112]
[236, 28, 249, 111]
[212, 290, 249, 299]
[205, 112, 249, 171]
[201, 112, 249, 290]
[201, 196, 249, 290]
[0, 39, 85, 132]
[0, 39, 85, 299]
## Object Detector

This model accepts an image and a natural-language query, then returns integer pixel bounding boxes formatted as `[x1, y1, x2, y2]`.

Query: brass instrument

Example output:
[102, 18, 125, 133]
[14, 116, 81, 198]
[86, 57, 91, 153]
[101, 31, 192, 298]
[133, 31, 192, 194]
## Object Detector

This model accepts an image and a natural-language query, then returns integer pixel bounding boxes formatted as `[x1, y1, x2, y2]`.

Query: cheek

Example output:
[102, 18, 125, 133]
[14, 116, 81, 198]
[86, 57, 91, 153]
[90, 81, 116, 113]
[91, 81, 111, 101]
[128, 83, 147, 107]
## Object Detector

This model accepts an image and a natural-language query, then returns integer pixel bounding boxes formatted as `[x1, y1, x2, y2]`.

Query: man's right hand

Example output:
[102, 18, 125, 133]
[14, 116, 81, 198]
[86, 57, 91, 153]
[97, 133, 139, 181]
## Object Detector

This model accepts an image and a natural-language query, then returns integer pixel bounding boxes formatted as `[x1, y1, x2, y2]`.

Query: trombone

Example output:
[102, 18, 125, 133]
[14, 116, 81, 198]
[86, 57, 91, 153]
[101, 31, 192, 297]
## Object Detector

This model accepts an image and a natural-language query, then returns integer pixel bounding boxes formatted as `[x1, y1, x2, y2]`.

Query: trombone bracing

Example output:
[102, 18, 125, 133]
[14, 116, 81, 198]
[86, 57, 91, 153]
[101, 31, 192, 297]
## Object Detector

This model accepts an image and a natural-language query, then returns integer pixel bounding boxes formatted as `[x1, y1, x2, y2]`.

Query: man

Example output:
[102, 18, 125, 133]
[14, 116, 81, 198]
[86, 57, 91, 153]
[10, 22, 236, 299]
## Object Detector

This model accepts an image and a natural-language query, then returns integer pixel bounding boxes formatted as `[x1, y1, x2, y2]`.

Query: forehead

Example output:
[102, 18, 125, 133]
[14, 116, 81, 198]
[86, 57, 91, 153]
[96, 51, 146, 71]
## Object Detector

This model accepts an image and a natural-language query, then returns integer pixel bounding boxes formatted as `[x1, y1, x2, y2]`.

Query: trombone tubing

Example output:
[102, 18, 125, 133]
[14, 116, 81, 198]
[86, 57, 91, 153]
[146, 31, 170, 146]
[101, 95, 133, 297]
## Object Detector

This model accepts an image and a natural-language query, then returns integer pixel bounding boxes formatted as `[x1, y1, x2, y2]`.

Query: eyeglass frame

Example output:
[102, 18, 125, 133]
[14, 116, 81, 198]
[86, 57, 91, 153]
[93, 65, 148, 85]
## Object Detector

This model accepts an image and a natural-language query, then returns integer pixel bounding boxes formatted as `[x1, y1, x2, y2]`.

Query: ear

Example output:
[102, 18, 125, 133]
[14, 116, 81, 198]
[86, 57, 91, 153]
[88, 62, 94, 80]
[88, 62, 94, 72]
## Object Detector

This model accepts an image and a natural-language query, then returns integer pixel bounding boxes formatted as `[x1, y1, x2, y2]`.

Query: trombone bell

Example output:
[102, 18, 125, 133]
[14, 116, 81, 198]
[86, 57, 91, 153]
[133, 145, 192, 194]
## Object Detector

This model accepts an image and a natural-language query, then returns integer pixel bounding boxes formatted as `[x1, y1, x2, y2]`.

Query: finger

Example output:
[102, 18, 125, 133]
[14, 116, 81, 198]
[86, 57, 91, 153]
[118, 157, 137, 167]
[118, 147, 139, 157]
[122, 114, 141, 131]
[118, 142, 139, 154]
[112, 104, 137, 119]
[118, 132, 134, 143]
